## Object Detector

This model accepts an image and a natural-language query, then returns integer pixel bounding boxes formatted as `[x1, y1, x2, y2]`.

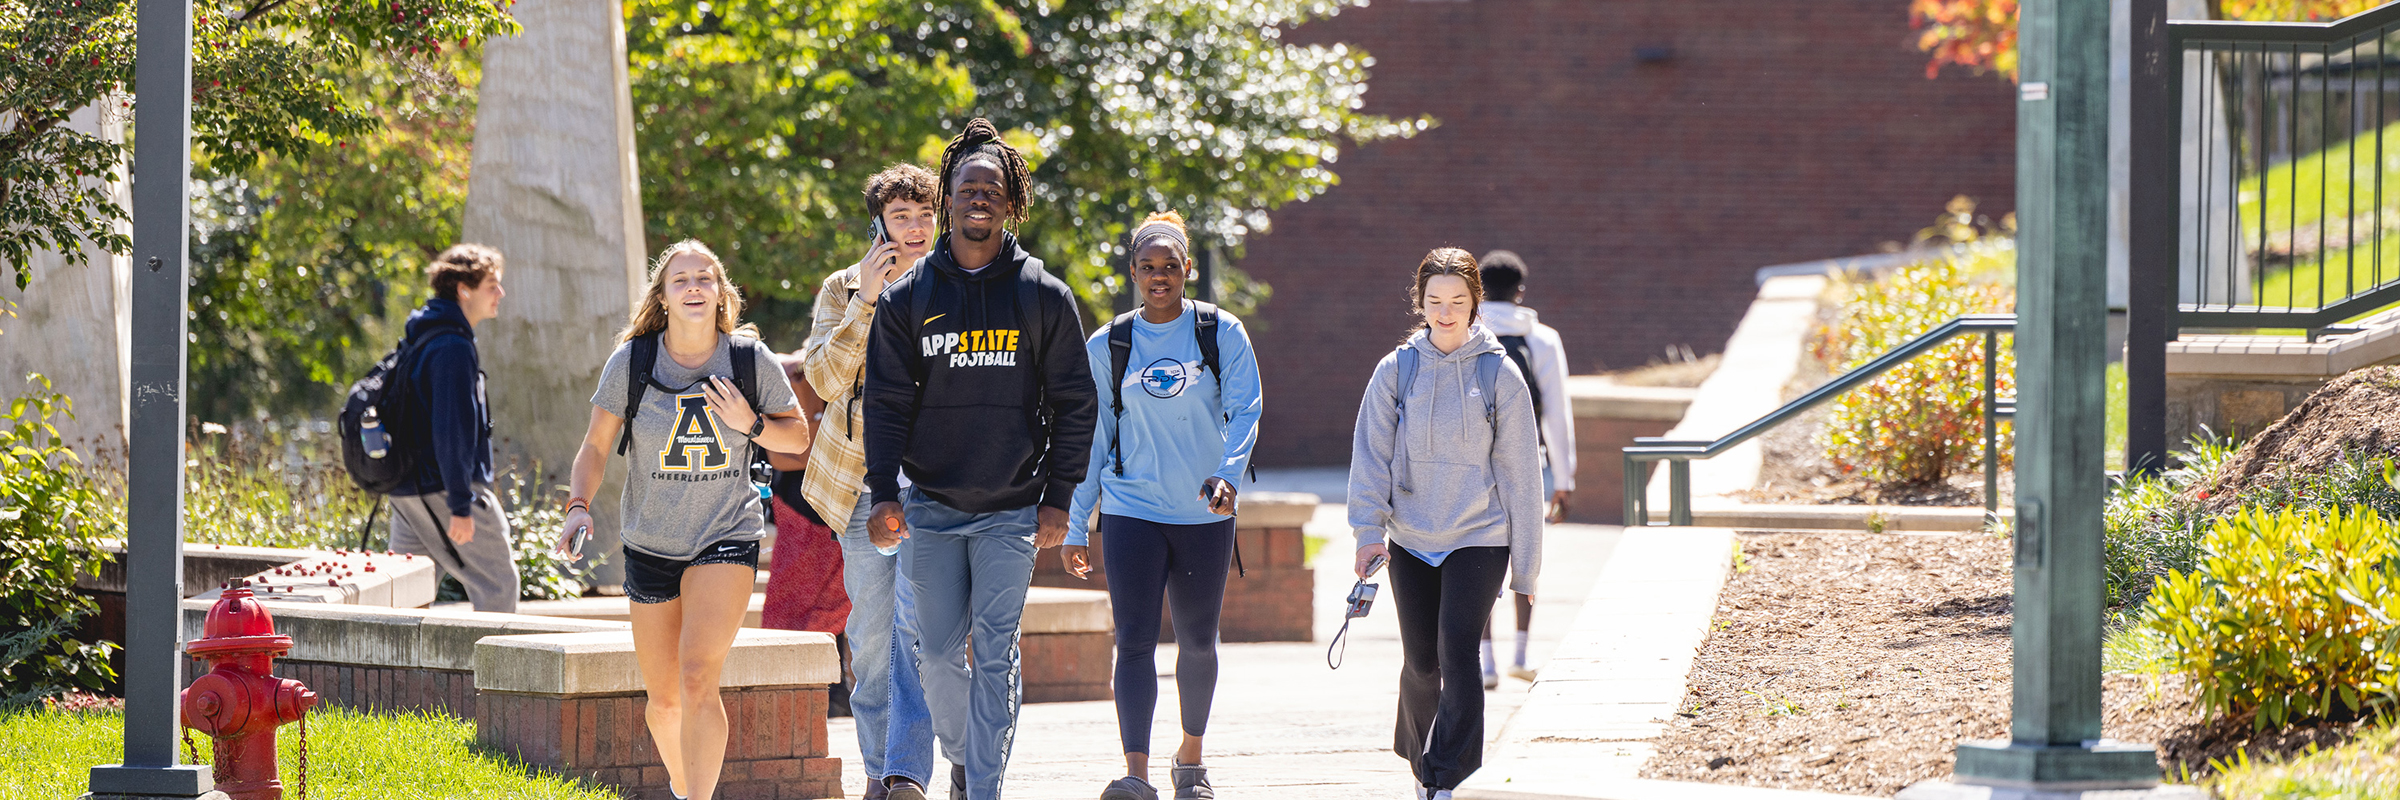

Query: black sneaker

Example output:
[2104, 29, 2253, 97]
[885, 778, 929, 800]
[1169, 764, 1214, 800]
[1100, 776, 1159, 800]
[950, 764, 969, 800]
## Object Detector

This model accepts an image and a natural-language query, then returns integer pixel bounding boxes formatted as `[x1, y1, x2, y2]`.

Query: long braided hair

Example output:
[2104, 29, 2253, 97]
[935, 118, 1033, 232]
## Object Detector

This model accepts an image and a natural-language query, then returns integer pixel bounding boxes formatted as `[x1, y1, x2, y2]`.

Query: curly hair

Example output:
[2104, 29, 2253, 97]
[864, 163, 940, 217]
[426, 243, 504, 301]
[935, 118, 1033, 231]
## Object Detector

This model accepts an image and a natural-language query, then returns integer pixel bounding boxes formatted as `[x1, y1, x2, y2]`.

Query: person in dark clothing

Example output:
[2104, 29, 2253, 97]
[387, 243, 522, 613]
[860, 118, 1098, 800]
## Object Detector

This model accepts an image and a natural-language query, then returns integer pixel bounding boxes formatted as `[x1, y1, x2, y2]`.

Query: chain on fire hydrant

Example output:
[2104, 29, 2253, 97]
[182, 580, 319, 800]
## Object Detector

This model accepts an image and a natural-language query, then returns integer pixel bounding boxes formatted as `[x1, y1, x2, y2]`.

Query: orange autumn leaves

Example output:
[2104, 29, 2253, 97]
[1906, 0, 2382, 80]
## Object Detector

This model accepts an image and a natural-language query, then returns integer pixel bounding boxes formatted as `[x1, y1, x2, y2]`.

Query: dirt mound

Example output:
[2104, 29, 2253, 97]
[2206, 366, 2400, 504]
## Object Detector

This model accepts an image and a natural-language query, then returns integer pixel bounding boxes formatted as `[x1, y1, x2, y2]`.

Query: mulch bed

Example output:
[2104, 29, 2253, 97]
[1738, 404, 2008, 507]
[2206, 365, 2400, 507]
[1638, 532, 2365, 796]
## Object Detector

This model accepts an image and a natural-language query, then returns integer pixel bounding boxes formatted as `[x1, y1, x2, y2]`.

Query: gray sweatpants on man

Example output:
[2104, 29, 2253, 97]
[388, 485, 521, 613]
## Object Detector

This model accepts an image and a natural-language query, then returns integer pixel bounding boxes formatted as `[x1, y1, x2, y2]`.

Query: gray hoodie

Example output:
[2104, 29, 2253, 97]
[1347, 325, 1544, 594]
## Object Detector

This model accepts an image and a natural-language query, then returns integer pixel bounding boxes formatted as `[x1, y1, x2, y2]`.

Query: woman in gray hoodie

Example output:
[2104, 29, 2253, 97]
[1347, 248, 1544, 800]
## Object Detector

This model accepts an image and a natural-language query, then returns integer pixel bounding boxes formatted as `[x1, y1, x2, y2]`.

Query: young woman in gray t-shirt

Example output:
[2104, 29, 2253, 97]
[555, 239, 810, 800]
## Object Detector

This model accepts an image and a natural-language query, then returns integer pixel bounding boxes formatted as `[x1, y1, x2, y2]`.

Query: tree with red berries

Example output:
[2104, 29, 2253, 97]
[0, 0, 516, 287]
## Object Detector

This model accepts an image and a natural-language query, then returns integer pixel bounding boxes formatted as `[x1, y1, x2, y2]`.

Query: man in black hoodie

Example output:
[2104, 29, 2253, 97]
[861, 119, 1096, 800]
[387, 243, 521, 612]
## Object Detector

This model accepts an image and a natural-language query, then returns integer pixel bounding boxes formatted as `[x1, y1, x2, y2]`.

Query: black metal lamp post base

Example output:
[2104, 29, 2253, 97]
[1949, 739, 2163, 791]
[83, 765, 221, 799]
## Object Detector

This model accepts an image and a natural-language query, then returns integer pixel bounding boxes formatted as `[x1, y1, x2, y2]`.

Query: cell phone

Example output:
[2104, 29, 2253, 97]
[870, 216, 889, 246]
[1363, 552, 1389, 578]
[1345, 582, 1380, 619]
[566, 523, 589, 558]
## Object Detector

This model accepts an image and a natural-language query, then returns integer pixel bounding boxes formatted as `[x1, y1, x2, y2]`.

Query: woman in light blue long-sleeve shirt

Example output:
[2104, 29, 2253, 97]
[1061, 211, 1263, 800]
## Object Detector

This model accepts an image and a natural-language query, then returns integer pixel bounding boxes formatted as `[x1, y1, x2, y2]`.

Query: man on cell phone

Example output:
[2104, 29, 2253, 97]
[794, 164, 965, 800]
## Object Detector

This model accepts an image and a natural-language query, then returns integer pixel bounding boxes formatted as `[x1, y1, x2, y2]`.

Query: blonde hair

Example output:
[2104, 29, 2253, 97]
[619, 239, 760, 342]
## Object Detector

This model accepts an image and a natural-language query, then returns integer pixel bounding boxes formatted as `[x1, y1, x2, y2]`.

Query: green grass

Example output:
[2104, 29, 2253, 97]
[0, 704, 624, 800]
[2209, 721, 2400, 799]
[2106, 360, 2127, 473]
[2102, 618, 2170, 675]
[2233, 118, 2400, 310]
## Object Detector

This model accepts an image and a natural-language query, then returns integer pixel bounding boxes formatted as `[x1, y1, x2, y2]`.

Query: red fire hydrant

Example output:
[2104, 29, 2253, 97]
[183, 581, 319, 800]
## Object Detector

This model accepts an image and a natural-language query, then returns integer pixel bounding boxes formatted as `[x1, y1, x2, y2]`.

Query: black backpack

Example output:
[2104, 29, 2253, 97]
[1496, 334, 1545, 450]
[1104, 300, 1224, 478]
[613, 332, 777, 520]
[340, 320, 473, 496]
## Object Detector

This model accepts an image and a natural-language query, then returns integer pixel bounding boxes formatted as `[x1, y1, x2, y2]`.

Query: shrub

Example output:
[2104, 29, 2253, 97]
[2102, 432, 2234, 609]
[0, 375, 122, 706]
[186, 420, 588, 601]
[2145, 507, 2400, 728]
[1817, 236, 2017, 488]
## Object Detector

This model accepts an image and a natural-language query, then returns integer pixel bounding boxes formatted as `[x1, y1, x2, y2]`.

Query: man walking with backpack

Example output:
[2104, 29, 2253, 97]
[861, 119, 1098, 800]
[1475, 250, 1573, 686]
[385, 244, 522, 612]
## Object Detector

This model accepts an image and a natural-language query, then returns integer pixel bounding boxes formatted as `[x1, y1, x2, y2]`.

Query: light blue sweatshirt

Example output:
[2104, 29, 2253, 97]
[1067, 301, 1264, 546]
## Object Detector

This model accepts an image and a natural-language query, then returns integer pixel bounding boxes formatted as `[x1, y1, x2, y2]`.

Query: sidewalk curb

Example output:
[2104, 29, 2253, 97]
[1651, 502, 2006, 533]
[1460, 779, 1878, 800]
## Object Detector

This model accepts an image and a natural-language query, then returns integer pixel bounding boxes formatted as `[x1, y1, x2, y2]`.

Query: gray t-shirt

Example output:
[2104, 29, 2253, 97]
[592, 333, 800, 559]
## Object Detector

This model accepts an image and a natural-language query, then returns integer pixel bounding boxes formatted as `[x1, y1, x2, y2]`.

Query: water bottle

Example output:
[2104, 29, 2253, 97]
[360, 406, 390, 459]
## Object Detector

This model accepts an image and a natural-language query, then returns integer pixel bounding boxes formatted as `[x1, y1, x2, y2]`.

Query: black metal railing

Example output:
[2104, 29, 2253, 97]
[1623, 314, 2015, 526]
[2173, 6, 2400, 330]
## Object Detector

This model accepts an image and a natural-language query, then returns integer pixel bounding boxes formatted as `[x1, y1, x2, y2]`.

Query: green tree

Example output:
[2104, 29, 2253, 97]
[627, 0, 1422, 339]
[0, 0, 516, 288]
[188, 51, 482, 422]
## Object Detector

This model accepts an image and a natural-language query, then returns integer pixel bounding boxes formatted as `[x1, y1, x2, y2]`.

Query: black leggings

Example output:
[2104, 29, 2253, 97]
[1100, 514, 1236, 755]
[1390, 545, 1509, 789]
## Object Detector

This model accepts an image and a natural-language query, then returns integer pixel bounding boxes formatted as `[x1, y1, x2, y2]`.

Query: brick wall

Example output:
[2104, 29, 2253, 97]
[1241, 0, 2015, 465]
[476, 685, 841, 800]
[1567, 416, 1680, 525]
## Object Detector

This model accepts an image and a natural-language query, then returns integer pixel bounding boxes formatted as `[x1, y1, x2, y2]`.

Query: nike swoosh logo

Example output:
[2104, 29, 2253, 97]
[924, 313, 946, 325]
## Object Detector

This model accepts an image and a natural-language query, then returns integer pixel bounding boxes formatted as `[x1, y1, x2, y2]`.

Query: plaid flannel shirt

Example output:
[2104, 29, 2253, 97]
[798, 266, 876, 535]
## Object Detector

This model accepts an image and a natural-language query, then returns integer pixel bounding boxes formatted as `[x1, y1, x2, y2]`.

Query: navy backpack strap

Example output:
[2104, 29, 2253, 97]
[730, 335, 762, 413]
[616, 333, 659, 456]
[1106, 311, 1139, 476]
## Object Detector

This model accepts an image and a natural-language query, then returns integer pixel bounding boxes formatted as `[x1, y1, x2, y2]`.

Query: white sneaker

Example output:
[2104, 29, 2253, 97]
[1481, 670, 1499, 690]
[1508, 664, 1539, 683]
[1430, 791, 1454, 800]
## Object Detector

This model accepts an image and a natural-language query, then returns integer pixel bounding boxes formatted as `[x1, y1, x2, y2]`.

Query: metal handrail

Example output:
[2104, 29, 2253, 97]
[2167, 4, 2400, 331]
[1623, 314, 2016, 526]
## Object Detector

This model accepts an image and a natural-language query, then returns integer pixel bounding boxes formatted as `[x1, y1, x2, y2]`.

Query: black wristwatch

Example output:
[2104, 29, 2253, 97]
[746, 414, 766, 439]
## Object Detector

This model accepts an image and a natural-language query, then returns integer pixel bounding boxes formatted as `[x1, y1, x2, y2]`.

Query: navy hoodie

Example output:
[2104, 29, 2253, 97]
[862, 233, 1097, 514]
[395, 297, 493, 517]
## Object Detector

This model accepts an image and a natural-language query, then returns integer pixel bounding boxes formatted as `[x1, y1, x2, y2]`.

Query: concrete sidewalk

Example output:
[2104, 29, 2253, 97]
[823, 504, 1622, 799]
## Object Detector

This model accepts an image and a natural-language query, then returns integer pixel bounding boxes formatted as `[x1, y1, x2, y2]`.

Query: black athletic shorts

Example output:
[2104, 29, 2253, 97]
[623, 539, 760, 604]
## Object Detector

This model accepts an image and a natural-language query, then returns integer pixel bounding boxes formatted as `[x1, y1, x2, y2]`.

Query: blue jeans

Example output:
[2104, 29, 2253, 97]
[840, 494, 961, 785]
[903, 488, 1039, 800]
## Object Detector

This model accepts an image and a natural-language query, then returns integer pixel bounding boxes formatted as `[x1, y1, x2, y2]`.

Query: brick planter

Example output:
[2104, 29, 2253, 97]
[474, 629, 844, 800]
[176, 599, 629, 718]
[1033, 492, 1318, 643]
[1019, 587, 1115, 703]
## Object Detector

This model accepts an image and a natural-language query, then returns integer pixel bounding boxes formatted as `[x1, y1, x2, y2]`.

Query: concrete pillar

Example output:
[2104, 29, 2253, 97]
[460, 0, 646, 585]
[0, 102, 132, 457]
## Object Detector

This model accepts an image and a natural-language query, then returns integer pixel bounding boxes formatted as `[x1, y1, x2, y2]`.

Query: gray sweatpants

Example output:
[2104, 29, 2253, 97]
[389, 485, 521, 613]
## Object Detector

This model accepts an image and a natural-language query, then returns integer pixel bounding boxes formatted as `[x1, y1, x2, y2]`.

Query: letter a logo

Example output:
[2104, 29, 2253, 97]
[659, 394, 729, 471]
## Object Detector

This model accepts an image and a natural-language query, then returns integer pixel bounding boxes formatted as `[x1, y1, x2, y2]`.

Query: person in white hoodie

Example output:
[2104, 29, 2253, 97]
[1348, 248, 1543, 800]
[1474, 250, 1575, 687]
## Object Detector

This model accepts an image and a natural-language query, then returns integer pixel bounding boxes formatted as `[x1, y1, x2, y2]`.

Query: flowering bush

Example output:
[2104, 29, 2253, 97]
[1817, 216, 2017, 488]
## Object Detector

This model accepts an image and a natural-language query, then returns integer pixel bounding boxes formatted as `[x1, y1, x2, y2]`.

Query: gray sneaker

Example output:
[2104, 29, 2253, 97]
[885, 778, 929, 800]
[1170, 763, 1215, 800]
[1100, 776, 1160, 800]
